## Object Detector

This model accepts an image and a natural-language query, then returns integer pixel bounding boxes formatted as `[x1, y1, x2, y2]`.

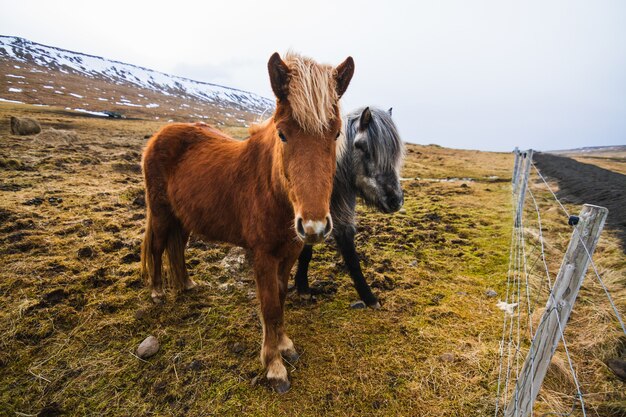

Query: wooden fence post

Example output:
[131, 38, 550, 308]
[512, 148, 521, 194]
[515, 150, 533, 228]
[504, 204, 609, 417]
[511, 146, 519, 194]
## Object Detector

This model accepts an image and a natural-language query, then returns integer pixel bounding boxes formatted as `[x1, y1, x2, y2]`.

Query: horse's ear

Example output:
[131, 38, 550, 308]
[268, 52, 290, 101]
[388, 107, 393, 116]
[359, 107, 372, 131]
[334, 56, 354, 98]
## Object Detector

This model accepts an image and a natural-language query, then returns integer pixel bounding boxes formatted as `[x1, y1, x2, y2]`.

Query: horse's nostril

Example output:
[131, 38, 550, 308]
[296, 217, 305, 238]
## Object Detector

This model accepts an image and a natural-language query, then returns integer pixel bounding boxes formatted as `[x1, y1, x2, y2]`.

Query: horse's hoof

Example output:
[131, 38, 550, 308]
[184, 279, 198, 290]
[298, 292, 316, 303]
[367, 300, 381, 309]
[281, 349, 300, 363]
[270, 377, 291, 394]
[151, 291, 165, 304]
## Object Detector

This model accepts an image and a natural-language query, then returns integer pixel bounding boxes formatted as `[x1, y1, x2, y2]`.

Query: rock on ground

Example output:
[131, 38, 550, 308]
[137, 335, 160, 359]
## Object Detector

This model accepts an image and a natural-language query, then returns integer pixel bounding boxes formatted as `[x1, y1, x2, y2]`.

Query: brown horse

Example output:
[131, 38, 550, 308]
[140, 52, 354, 393]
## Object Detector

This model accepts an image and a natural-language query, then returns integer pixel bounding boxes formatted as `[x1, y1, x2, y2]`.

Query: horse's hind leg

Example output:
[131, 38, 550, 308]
[170, 228, 197, 291]
[148, 213, 169, 303]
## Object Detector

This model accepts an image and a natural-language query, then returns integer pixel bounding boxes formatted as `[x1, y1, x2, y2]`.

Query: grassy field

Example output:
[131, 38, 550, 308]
[0, 103, 624, 416]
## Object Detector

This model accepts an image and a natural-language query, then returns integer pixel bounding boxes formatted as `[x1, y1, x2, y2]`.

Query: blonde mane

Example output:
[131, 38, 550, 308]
[283, 52, 339, 135]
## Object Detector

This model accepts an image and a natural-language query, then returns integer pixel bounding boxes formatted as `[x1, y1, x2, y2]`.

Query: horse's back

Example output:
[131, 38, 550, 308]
[143, 123, 248, 244]
[144, 123, 234, 166]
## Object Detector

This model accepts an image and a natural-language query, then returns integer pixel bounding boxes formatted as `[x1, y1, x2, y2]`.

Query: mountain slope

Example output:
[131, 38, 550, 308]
[0, 35, 273, 125]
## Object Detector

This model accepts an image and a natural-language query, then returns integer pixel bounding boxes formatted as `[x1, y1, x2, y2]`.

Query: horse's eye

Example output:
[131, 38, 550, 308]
[355, 139, 367, 152]
[335, 131, 341, 140]
[278, 131, 287, 142]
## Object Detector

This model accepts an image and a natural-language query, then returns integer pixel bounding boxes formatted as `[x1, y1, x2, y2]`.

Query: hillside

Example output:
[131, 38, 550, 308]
[0, 35, 273, 125]
[547, 145, 626, 176]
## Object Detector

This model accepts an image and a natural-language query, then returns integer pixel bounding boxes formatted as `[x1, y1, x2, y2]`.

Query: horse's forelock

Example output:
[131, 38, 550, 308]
[346, 107, 405, 172]
[283, 52, 339, 135]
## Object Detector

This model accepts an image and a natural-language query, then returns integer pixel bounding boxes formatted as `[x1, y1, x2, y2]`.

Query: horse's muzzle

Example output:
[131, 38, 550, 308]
[295, 215, 332, 244]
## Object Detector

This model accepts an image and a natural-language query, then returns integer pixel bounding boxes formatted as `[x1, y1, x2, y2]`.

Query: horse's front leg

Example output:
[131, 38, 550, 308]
[254, 252, 290, 393]
[294, 244, 313, 299]
[334, 225, 381, 308]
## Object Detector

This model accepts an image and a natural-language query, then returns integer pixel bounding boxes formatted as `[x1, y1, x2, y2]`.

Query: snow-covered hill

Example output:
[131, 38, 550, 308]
[0, 35, 273, 124]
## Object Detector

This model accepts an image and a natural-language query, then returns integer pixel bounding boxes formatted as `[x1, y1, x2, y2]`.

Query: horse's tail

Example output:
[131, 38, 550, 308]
[164, 218, 188, 292]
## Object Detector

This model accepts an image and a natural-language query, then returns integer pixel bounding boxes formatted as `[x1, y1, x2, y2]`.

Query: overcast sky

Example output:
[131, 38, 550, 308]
[2, 0, 625, 151]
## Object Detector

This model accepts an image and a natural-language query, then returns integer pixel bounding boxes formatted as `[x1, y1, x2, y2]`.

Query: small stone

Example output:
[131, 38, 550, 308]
[439, 352, 455, 362]
[77, 246, 94, 259]
[399, 208, 407, 214]
[137, 335, 160, 359]
[350, 300, 366, 309]
[409, 260, 418, 267]
[485, 289, 497, 298]
[250, 375, 260, 386]
[24, 197, 44, 206]
[231, 342, 245, 354]
[187, 359, 204, 372]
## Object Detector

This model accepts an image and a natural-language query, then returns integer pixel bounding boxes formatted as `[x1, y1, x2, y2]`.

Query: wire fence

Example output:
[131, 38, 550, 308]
[493, 149, 625, 417]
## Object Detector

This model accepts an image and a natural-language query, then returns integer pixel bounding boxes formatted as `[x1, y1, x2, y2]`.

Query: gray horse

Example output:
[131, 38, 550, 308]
[294, 106, 405, 308]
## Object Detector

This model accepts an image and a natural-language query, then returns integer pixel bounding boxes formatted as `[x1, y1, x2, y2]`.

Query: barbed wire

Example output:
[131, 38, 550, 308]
[496, 151, 597, 416]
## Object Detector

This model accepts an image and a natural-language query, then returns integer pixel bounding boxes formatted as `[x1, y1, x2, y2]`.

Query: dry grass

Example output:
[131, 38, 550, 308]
[0, 103, 624, 416]
[568, 156, 626, 176]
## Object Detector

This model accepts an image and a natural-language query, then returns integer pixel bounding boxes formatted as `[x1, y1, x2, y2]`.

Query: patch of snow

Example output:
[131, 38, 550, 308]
[74, 108, 109, 117]
[0, 97, 24, 104]
[54, 90, 64, 94]
[6, 74, 25, 79]
[97, 97, 108, 101]
[43, 85, 54, 89]
[69, 93, 83, 98]
[115, 101, 143, 107]
[8, 87, 22, 92]
[145, 103, 159, 108]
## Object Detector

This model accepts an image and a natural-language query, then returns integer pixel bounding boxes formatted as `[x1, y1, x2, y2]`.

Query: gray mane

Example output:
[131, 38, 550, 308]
[331, 107, 405, 229]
